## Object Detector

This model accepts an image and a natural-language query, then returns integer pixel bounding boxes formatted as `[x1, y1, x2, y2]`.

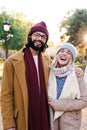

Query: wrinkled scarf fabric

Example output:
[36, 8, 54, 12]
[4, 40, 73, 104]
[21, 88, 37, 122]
[52, 64, 74, 77]
[24, 48, 50, 130]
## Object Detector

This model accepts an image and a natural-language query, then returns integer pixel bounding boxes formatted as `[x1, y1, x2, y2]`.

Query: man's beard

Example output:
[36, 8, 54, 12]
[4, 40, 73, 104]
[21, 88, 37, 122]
[28, 37, 47, 52]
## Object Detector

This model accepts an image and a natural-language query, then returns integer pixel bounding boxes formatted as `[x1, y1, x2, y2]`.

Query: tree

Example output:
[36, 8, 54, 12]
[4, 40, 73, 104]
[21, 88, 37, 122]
[0, 11, 33, 51]
[59, 9, 87, 46]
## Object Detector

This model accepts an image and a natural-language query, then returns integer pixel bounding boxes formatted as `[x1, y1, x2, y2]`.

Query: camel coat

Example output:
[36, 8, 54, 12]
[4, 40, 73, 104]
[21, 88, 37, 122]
[1, 50, 51, 130]
[49, 77, 87, 130]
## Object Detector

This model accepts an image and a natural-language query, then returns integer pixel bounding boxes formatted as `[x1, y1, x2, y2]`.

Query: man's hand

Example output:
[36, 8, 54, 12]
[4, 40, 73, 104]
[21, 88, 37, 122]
[7, 128, 16, 130]
[75, 67, 83, 77]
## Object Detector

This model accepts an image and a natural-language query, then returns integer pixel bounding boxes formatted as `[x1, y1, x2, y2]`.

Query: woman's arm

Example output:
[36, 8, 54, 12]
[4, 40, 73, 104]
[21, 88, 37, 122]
[48, 77, 87, 111]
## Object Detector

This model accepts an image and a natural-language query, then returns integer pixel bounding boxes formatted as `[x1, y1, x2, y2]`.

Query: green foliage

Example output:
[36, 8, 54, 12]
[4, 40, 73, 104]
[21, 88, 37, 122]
[59, 9, 87, 46]
[0, 11, 33, 51]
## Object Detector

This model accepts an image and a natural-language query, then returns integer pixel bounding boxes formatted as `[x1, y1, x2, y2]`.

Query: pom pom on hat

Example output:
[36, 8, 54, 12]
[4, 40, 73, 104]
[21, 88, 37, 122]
[28, 21, 49, 39]
[57, 43, 78, 60]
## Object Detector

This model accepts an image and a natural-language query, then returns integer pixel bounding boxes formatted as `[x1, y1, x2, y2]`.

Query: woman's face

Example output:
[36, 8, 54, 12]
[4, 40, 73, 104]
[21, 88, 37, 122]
[57, 48, 73, 67]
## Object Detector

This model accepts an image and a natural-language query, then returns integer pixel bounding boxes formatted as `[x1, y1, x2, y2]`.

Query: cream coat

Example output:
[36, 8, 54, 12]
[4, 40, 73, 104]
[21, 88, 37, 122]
[1, 50, 51, 130]
[50, 77, 87, 130]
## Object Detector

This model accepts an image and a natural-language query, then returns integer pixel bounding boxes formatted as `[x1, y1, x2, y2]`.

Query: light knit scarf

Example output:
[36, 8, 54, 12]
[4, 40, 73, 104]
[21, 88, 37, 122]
[53, 64, 73, 77]
[48, 65, 80, 121]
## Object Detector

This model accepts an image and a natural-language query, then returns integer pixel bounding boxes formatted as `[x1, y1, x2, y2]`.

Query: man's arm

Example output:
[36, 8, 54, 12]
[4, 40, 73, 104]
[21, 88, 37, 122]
[75, 67, 83, 77]
[7, 128, 15, 130]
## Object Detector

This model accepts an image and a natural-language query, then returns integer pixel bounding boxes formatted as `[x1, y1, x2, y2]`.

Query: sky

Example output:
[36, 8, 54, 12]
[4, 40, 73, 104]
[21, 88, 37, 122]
[0, 0, 87, 44]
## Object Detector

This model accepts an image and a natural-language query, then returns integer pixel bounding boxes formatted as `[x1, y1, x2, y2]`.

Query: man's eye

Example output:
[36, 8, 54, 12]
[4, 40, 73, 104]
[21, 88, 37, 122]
[43, 36, 47, 39]
[35, 34, 39, 37]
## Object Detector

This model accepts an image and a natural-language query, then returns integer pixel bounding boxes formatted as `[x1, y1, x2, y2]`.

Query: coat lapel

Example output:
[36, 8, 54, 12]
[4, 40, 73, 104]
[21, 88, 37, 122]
[12, 50, 28, 129]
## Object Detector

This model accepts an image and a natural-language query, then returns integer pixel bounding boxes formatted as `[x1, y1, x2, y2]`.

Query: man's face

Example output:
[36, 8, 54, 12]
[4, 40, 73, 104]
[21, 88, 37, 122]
[29, 31, 48, 51]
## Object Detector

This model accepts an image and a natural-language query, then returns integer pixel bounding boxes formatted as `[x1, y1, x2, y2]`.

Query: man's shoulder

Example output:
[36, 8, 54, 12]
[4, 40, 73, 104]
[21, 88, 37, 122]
[6, 49, 23, 62]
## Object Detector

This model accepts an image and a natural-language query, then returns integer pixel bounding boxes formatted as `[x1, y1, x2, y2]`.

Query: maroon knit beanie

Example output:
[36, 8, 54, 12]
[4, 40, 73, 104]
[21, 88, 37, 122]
[28, 21, 49, 39]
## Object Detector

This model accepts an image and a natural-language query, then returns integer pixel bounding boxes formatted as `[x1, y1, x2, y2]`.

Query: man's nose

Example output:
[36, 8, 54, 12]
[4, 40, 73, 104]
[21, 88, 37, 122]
[38, 36, 42, 40]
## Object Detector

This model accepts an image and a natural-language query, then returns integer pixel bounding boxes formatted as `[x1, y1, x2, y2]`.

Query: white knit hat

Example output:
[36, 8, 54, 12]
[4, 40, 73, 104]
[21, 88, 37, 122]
[57, 43, 77, 60]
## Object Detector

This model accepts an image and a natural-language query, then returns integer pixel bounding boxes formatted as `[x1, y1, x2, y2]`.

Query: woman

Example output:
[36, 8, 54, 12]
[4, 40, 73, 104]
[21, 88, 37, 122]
[48, 43, 87, 130]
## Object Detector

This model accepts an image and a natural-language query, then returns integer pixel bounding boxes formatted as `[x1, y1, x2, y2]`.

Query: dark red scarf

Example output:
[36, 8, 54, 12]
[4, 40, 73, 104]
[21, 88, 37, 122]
[24, 48, 50, 130]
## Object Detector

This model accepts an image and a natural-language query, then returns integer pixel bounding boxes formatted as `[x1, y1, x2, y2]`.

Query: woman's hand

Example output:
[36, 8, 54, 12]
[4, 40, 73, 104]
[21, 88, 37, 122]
[48, 98, 55, 109]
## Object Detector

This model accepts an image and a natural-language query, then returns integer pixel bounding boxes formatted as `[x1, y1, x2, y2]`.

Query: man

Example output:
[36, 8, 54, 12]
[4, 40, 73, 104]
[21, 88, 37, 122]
[1, 21, 50, 130]
[1, 21, 83, 130]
